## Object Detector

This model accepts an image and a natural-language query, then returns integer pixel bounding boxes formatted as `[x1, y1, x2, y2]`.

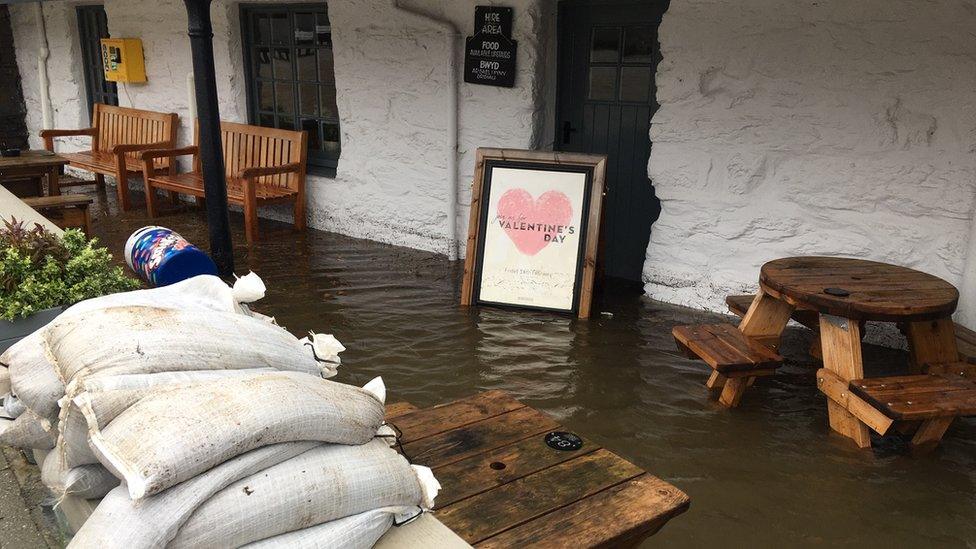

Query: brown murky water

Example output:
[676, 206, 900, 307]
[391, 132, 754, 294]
[85, 188, 975, 548]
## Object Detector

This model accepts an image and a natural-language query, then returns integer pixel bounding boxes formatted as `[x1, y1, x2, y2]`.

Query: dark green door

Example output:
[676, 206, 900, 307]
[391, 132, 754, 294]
[76, 5, 118, 114]
[556, 0, 667, 282]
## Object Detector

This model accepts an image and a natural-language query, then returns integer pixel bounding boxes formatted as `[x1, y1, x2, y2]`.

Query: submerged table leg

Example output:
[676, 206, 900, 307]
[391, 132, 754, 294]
[819, 314, 871, 448]
[738, 290, 795, 348]
[906, 318, 959, 373]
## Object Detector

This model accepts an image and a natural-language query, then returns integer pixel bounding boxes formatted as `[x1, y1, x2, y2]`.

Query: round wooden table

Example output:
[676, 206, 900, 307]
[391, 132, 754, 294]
[738, 257, 961, 448]
[759, 256, 959, 322]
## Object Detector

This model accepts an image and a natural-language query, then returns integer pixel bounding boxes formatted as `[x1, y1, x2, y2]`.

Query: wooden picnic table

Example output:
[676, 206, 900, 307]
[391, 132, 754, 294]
[387, 390, 690, 547]
[0, 150, 68, 197]
[747, 256, 961, 448]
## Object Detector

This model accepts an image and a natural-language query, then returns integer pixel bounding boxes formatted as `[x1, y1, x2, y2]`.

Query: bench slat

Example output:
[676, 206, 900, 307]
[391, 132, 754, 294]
[849, 374, 976, 420]
[673, 323, 783, 374]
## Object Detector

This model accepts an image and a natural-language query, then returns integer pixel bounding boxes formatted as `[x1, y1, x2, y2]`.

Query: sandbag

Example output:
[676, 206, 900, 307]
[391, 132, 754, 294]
[1, 393, 26, 419]
[170, 439, 437, 548]
[3, 332, 63, 427]
[45, 307, 333, 386]
[241, 507, 417, 549]
[0, 410, 55, 449]
[60, 369, 278, 468]
[68, 442, 317, 549]
[2, 274, 262, 424]
[87, 372, 386, 499]
[41, 451, 118, 500]
[0, 366, 9, 395]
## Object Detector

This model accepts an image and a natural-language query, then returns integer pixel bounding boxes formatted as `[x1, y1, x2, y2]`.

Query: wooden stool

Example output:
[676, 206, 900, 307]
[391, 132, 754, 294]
[23, 194, 93, 236]
[849, 373, 976, 453]
[673, 323, 784, 407]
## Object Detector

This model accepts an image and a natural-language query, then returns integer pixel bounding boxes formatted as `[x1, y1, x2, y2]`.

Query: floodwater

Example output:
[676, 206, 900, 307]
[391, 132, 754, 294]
[84, 188, 975, 548]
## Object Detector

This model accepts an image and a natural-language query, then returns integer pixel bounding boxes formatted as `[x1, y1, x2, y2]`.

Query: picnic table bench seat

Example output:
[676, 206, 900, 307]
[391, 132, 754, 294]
[40, 104, 178, 211]
[848, 371, 976, 453]
[22, 194, 93, 235]
[672, 323, 784, 407]
[142, 121, 307, 245]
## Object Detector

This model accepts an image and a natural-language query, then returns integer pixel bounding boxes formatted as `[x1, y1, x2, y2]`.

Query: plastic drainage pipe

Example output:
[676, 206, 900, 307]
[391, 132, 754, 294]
[35, 2, 53, 130]
[391, 1, 460, 260]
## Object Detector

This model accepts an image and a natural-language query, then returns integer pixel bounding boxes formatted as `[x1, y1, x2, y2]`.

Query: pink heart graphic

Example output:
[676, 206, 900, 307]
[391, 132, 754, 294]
[496, 188, 574, 256]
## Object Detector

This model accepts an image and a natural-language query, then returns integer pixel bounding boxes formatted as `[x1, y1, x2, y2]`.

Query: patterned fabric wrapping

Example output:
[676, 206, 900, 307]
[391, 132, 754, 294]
[169, 439, 425, 548]
[68, 442, 318, 549]
[87, 372, 386, 499]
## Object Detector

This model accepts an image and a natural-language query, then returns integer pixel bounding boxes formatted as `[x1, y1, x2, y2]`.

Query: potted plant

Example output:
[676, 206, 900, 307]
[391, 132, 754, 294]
[0, 218, 141, 351]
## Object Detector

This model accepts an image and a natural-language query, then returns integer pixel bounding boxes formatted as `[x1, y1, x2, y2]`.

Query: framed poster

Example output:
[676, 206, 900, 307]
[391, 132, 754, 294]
[461, 148, 607, 318]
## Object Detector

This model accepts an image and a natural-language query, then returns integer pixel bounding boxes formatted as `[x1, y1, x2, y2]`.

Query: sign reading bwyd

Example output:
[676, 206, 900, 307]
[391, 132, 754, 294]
[464, 6, 518, 88]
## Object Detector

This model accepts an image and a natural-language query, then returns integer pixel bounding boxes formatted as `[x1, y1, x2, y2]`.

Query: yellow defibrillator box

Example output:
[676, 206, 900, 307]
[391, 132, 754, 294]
[100, 38, 147, 83]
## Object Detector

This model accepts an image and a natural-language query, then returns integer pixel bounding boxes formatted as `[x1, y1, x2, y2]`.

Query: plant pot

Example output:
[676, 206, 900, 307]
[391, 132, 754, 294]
[0, 306, 64, 353]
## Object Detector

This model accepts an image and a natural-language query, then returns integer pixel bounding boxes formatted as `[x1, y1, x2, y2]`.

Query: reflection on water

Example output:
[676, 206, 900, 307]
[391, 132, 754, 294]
[87, 188, 975, 548]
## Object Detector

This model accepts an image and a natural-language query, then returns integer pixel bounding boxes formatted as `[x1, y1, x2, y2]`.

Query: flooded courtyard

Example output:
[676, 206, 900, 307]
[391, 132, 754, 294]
[84, 188, 976, 548]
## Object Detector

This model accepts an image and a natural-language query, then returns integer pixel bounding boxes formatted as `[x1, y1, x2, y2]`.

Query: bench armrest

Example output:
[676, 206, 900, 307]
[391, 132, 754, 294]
[141, 146, 199, 162]
[39, 128, 97, 139]
[40, 128, 97, 151]
[238, 162, 303, 179]
[112, 141, 174, 155]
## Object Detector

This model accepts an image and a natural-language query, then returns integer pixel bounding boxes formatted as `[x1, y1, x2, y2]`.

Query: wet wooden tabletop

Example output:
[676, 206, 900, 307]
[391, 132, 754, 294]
[386, 391, 690, 548]
[760, 256, 959, 322]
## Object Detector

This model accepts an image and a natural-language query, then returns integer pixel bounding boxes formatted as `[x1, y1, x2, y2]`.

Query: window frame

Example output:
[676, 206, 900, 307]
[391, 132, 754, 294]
[240, 3, 340, 177]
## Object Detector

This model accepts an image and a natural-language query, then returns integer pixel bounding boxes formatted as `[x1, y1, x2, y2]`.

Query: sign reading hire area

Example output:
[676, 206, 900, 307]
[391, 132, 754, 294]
[464, 6, 518, 88]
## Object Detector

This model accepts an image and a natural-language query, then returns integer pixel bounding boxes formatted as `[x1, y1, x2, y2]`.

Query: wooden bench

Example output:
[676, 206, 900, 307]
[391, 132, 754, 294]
[22, 194, 93, 236]
[142, 121, 307, 245]
[848, 372, 976, 453]
[673, 323, 784, 407]
[40, 104, 178, 212]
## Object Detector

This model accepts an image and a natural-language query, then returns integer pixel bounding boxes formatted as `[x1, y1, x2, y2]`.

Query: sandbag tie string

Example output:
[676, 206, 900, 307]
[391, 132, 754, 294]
[377, 421, 413, 463]
[302, 341, 340, 366]
[392, 507, 425, 528]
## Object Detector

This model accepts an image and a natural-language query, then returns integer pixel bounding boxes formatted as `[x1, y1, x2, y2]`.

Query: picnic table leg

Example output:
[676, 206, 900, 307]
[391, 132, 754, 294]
[819, 314, 871, 448]
[48, 166, 61, 196]
[906, 318, 959, 374]
[715, 290, 795, 405]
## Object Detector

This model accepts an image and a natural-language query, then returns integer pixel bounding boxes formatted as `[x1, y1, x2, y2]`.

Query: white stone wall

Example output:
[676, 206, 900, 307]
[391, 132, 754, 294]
[11, 0, 553, 256]
[645, 0, 976, 324]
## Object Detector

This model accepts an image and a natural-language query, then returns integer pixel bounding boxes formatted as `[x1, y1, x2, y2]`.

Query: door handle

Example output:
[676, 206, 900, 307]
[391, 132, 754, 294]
[562, 121, 578, 144]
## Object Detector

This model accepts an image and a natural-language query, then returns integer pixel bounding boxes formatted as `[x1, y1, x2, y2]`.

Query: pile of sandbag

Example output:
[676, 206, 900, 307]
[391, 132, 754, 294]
[0, 273, 439, 548]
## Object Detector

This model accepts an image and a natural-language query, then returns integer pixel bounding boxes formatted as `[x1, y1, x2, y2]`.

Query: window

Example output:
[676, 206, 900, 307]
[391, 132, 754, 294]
[241, 5, 340, 175]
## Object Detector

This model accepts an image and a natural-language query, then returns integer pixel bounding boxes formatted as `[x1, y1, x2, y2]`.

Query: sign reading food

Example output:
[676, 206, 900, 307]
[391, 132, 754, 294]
[464, 6, 518, 88]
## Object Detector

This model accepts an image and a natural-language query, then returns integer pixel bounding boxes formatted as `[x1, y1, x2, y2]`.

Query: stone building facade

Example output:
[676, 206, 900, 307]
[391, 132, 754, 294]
[8, 0, 976, 325]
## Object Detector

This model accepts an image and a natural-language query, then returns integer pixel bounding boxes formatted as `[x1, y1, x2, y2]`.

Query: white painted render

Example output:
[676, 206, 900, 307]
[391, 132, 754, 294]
[644, 0, 976, 326]
[9, 0, 976, 325]
[10, 0, 555, 256]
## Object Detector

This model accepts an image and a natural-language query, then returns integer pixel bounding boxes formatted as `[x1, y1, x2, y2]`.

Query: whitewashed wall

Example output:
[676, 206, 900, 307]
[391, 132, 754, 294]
[645, 0, 976, 325]
[10, 0, 554, 256]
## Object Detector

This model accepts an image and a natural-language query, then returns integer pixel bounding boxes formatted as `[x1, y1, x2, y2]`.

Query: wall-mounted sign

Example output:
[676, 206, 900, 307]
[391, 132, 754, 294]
[461, 148, 607, 318]
[464, 6, 518, 88]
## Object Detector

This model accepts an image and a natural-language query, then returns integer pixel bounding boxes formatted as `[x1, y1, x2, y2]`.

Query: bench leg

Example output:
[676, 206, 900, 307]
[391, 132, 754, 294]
[293, 196, 306, 232]
[820, 315, 872, 449]
[94, 173, 106, 191]
[115, 169, 132, 211]
[195, 196, 206, 208]
[244, 192, 258, 245]
[169, 191, 181, 204]
[706, 371, 726, 397]
[145, 184, 157, 218]
[911, 417, 954, 455]
[718, 377, 750, 408]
